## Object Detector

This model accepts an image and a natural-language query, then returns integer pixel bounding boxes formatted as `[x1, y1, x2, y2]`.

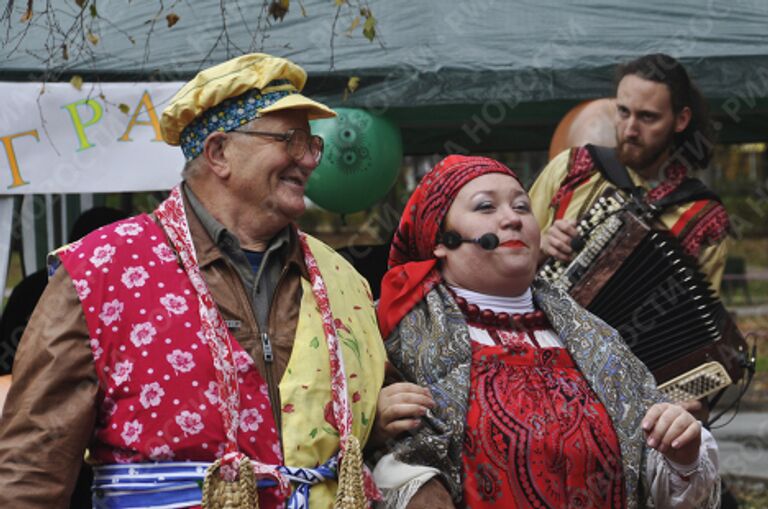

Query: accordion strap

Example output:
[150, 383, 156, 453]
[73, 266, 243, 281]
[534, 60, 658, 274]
[653, 178, 722, 208]
[586, 144, 639, 194]
[585, 144, 721, 211]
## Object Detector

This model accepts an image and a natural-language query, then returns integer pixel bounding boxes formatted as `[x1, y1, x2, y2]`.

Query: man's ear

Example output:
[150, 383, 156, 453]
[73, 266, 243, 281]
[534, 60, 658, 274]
[674, 106, 692, 133]
[203, 132, 231, 179]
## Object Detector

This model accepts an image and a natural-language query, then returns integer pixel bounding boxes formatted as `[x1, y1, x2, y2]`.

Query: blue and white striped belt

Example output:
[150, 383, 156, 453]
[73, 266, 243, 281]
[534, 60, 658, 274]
[92, 455, 338, 509]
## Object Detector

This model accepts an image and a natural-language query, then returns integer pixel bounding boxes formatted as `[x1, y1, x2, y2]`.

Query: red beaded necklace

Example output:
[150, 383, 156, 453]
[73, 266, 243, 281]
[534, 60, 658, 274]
[450, 291, 550, 332]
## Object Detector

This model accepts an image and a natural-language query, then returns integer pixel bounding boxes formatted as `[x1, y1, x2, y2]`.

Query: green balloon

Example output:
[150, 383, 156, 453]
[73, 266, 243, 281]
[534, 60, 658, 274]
[307, 108, 402, 214]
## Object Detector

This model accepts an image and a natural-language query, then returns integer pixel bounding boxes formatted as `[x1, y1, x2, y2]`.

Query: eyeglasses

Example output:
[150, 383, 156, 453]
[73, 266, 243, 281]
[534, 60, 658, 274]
[233, 128, 324, 164]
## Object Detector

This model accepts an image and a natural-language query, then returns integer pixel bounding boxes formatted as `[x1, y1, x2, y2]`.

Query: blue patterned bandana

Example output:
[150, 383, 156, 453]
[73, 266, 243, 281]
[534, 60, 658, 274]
[179, 80, 294, 160]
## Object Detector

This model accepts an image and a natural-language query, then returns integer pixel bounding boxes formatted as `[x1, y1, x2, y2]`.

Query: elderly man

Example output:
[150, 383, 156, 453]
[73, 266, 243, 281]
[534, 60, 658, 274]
[0, 53, 386, 508]
[530, 53, 730, 291]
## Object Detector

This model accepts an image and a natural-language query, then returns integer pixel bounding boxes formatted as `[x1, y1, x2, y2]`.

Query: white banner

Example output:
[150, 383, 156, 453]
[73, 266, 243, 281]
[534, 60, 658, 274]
[0, 82, 187, 195]
[0, 197, 13, 301]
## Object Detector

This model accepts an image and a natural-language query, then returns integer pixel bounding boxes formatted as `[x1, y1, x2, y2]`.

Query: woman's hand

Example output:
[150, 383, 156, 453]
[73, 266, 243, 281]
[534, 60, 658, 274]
[369, 383, 435, 448]
[642, 402, 702, 466]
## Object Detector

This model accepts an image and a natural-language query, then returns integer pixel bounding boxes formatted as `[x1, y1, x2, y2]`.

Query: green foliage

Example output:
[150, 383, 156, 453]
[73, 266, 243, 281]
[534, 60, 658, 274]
[723, 280, 768, 306]
[756, 355, 768, 373]
[729, 238, 768, 267]
[722, 196, 768, 238]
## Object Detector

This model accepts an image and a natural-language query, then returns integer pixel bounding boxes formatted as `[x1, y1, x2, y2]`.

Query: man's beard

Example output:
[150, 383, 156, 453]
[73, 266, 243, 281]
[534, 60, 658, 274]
[615, 131, 675, 175]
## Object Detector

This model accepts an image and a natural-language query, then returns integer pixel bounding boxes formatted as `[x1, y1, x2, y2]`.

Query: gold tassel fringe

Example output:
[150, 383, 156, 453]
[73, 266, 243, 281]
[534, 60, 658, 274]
[202, 456, 259, 509]
[334, 435, 367, 509]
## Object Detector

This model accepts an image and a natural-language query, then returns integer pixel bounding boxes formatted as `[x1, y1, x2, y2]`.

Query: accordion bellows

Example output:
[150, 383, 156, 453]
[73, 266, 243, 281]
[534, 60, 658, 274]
[538, 189, 749, 402]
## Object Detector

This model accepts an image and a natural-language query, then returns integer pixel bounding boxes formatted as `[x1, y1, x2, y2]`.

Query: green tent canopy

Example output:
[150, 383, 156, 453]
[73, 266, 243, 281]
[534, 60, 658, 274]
[2, 0, 767, 152]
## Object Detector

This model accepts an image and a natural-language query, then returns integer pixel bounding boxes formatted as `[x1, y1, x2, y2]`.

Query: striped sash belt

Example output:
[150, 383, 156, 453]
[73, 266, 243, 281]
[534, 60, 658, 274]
[92, 455, 338, 509]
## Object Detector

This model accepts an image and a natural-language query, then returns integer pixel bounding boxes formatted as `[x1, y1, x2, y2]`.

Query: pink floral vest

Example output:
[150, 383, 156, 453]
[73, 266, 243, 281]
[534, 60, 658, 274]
[59, 214, 284, 506]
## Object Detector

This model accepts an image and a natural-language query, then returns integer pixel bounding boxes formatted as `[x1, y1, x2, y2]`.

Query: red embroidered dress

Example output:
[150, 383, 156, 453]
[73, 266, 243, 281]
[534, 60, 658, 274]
[461, 322, 626, 509]
[59, 215, 284, 508]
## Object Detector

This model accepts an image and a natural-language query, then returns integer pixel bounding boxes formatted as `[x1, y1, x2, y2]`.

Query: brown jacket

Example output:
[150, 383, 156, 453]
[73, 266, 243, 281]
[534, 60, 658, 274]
[0, 199, 306, 507]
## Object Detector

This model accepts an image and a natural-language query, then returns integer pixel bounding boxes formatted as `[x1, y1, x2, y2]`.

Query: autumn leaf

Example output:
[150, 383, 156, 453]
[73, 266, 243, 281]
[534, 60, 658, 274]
[347, 76, 360, 93]
[346, 15, 360, 36]
[118, 103, 130, 114]
[362, 15, 376, 41]
[343, 76, 360, 101]
[20, 1, 32, 23]
[87, 32, 100, 45]
[89, 4, 97, 17]
[70, 75, 84, 91]
[268, 0, 289, 21]
[335, 0, 346, 5]
[75, 0, 87, 7]
[166, 13, 180, 28]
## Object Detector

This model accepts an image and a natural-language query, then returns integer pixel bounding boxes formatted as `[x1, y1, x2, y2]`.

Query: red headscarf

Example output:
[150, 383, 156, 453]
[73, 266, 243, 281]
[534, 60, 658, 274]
[378, 155, 520, 338]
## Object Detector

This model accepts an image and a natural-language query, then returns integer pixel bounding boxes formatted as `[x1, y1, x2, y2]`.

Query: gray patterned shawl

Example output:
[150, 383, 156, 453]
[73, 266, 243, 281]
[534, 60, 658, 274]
[385, 278, 670, 508]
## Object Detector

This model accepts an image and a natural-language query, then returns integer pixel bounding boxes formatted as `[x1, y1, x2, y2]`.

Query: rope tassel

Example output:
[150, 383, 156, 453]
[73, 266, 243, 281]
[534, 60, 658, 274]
[202, 455, 259, 509]
[334, 435, 367, 509]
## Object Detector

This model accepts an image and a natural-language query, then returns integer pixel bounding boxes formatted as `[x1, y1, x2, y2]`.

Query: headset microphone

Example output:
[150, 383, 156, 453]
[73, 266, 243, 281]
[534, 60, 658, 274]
[440, 231, 500, 250]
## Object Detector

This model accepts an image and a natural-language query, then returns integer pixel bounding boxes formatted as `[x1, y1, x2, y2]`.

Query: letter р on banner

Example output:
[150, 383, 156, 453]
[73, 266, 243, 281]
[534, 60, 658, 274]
[0, 81, 187, 195]
[61, 98, 104, 152]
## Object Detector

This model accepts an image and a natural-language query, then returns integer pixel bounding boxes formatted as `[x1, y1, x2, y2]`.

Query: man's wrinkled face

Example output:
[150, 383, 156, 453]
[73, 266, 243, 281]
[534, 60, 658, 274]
[226, 110, 319, 223]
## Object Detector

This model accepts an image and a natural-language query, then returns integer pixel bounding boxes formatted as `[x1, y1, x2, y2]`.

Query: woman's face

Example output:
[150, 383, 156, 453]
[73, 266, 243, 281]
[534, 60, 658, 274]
[434, 173, 541, 297]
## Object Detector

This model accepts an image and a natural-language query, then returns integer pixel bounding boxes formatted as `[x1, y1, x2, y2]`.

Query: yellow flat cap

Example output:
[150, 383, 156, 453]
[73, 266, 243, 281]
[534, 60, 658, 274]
[160, 53, 336, 155]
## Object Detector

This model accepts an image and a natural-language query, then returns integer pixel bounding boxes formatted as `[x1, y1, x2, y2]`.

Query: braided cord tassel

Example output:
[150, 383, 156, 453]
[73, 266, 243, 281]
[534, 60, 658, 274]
[202, 456, 259, 509]
[334, 435, 367, 509]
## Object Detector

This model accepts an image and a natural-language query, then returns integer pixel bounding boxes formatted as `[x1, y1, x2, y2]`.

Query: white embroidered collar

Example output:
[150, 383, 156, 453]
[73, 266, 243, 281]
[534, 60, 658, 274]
[447, 284, 534, 315]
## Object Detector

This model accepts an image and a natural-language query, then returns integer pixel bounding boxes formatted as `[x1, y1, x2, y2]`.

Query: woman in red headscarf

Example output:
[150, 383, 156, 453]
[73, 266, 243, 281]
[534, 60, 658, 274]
[371, 156, 720, 509]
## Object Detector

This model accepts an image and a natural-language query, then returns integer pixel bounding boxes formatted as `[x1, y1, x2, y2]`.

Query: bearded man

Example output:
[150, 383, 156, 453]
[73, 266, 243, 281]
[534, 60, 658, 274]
[530, 53, 729, 291]
[529, 53, 733, 427]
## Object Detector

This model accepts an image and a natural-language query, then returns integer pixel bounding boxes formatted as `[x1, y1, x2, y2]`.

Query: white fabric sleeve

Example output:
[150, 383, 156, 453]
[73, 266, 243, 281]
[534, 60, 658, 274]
[372, 453, 440, 509]
[645, 425, 720, 508]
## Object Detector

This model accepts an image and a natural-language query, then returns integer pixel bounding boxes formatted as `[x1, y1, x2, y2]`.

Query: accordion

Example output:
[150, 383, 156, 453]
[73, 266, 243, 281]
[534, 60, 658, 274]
[538, 189, 749, 402]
